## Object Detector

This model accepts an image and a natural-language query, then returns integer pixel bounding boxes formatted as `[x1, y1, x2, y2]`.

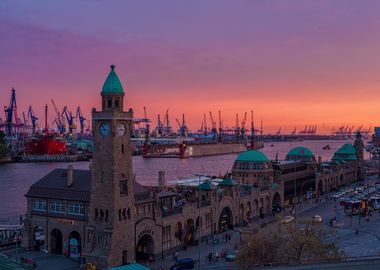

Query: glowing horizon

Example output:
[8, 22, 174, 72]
[1, 1, 380, 134]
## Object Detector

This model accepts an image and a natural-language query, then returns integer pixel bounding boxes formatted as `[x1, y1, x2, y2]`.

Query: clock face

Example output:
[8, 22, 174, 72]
[118, 123, 126, 136]
[99, 123, 110, 137]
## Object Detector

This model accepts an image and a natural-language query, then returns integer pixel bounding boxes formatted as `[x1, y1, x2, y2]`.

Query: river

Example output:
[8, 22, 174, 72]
[0, 139, 364, 218]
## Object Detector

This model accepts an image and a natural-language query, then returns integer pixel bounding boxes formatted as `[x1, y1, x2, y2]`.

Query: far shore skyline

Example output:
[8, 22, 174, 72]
[1, 1, 380, 133]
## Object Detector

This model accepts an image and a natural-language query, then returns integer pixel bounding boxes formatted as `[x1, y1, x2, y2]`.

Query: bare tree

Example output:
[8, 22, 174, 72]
[236, 221, 344, 267]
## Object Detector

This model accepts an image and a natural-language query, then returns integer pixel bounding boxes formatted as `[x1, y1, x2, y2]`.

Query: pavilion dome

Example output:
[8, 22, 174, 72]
[235, 150, 269, 163]
[102, 65, 124, 94]
[332, 143, 357, 161]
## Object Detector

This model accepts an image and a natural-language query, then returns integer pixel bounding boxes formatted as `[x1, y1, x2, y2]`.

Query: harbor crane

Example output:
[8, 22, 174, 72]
[209, 111, 217, 134]
[27, 106, 38, 135]
[218, 110, 222, 142]
[291, 127, 297, 135]
[250, 110, 255, 149]
[235, 113, 240, 141]
[203, 113, 207, 133]
[241, 112, 247, 139]
[51, 99, 65, 134]
[62, 106, 76, 134]
[4, 88, 17, 136]
[76, 106, 86, 134]
[157, 114, 163, 135]
[276, 127, 281, 135]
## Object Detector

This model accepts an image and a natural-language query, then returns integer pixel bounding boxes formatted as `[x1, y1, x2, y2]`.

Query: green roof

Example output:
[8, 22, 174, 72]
[335, 143, 356, 155]
[199, 181, 215, 191]
[332, 143, 357, 161]
[286, 147, 314, 157]
[107, 263, 150, 270]
[102, 65, 124, 94]
[236, 150, 269, 162]
[272, 183, 280, 190]
[219, 178, 238, 187]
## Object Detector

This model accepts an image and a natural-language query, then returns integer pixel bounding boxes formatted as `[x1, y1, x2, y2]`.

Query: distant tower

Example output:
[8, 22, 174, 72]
[353, 131, 364, 181]
[84, 65, 135, 268]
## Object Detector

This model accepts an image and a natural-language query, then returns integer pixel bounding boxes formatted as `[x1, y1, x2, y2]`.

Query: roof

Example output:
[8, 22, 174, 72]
[157, 190, 177, 198]
[218, 178, 238, 187]
[286, 147, 314, 157]
[102, 65, 124, 94]
[333, 143, 357, 161]
[106, 263, 150, 270]
[25, 168, 151, 204]
[198, 181, 217, 191]
[25, 169, 91, 202]
[236, 150, 269, 162]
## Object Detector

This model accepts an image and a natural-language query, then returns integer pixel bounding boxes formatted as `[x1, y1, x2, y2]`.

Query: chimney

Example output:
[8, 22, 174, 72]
[158, 171, 166, 190]
[318, 156, 322, 164]
[67, 165, 74, 187]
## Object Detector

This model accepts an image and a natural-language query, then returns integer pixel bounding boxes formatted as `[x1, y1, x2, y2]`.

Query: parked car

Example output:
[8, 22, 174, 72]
[170, 258, 194, 270]
[280, 215, 294, 224]
[225, 250, 238, 262]
[312, 215, 323, 223]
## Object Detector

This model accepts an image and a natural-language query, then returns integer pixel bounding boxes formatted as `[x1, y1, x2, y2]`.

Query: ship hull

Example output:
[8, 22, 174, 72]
[25, 136, 67, 155]
[143, 140, 263, 158]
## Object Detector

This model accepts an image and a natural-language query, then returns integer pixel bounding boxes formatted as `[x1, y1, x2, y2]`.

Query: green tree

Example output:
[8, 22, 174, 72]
[236, 221, 344, 267]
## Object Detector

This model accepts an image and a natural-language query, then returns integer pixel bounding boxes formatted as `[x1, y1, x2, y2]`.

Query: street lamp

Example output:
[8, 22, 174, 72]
[195, 173, 202, 270]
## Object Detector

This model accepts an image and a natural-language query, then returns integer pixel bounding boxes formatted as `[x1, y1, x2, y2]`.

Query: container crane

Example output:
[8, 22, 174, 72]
[27, 106, 38, 135]
[76, 106, 86, 134]
[62, 106, 76, 134]
[291, 127, 297, 135]
[203, 113, 207, 134]
[51, 99, 65, 134]
[4, 88, 17, 136]
[240, 112, 247, 139]
[250, 110, 255, 149]
[218, 110, 222, 142]
[209, 112, 217, 134]
[235, 113, 240, 141]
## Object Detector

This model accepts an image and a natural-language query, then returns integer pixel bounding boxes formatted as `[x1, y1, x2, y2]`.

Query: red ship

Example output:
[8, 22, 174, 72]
[25, 134, 67, 155]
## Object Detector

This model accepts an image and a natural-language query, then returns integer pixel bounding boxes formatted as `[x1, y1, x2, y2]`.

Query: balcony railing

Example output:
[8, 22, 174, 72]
[161, 207, 183, 217]
[197, 200, 212, 208]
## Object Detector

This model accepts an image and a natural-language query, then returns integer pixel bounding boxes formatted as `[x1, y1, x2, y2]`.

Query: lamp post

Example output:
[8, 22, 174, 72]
[195, 174, 202, 270]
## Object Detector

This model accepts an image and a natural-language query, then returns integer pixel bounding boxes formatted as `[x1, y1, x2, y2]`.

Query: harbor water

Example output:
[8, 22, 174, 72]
[0, 140, 363, 218]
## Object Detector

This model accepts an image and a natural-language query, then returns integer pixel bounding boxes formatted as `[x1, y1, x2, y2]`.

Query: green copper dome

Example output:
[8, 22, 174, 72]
[102, 65, 124, 94]
[286, 147, 314, 157]
[236, 150, 269, 162]
[332, 143, 357, 161]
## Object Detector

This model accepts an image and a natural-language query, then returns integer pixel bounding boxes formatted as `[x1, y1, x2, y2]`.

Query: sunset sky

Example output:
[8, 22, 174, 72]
[1, 0, 380, 134]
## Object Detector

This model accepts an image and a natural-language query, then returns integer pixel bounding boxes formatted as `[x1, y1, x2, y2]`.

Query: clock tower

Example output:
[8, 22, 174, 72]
[84, 65, 135, 268]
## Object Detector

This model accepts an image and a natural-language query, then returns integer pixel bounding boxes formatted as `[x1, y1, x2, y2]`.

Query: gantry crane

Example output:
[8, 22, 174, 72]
[76, 106, 86, 134]
[62, 106, 76, 134]
[28, 106, 38, 135]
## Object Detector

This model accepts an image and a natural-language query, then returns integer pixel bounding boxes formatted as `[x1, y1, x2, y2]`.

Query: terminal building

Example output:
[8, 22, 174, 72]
[23, 65, 364, 269]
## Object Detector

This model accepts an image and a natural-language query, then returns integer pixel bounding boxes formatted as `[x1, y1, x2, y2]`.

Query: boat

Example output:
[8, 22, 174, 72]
[25, 134, 67, 155]
[323, 145, 331, 150]
[142, 139, 263, 158]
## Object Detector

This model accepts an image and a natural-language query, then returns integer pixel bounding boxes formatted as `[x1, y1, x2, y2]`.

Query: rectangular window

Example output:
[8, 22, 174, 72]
[33, 199, 47, 212]
[68, 203, 85, 216]
[108, 99, 112, 108]
[50, 201, 65, 214]
[115, 99, 119, 108]
[120, 180, 128, 195]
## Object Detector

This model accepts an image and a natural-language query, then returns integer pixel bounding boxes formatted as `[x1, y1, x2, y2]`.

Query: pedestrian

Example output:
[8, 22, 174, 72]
[148, 255, 154, 265]
[32, 262, 37, 270]
[174, 251, 179, 261]
[208, 252, 212, 262]
[228, 234, 231, 241]
[355, 228, 359, 235]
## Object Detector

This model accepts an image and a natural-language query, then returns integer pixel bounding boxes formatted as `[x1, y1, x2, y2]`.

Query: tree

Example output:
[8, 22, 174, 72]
[236, 221, 344, 267]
